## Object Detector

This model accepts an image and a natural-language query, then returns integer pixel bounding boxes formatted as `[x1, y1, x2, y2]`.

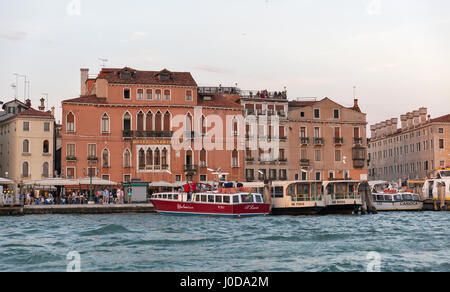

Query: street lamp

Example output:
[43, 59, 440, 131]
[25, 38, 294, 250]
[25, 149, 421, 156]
[83, 161, 97, 204]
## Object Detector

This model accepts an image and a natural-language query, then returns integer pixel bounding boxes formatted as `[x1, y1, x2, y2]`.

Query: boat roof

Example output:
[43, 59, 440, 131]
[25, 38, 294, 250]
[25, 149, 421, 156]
[272, 180, 322, 187]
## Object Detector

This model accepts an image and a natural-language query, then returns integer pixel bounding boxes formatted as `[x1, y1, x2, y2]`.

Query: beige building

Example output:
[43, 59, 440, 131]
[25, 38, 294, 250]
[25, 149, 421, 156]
[287, 98, 368, 181]
[0, 99, 55, 184]
[368, 109, 450, 183]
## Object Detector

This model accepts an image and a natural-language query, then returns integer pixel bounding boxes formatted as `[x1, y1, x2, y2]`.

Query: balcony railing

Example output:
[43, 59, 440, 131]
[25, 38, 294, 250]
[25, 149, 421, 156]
[300, 137, 310, 145]
[66, 156, 77, 162]
[240, 90, 288, 100]
[314, 138, 324, 145]
[87, 156, 98, 162]
[198, 87, 240, 95]
[199, 161, 207, 168]
[353, 138, 363, 145]
[334, 137, 344, 145]
[184, 165, 198, 173]
[123, 130, 173, 139]
[300, 159, 310, 167]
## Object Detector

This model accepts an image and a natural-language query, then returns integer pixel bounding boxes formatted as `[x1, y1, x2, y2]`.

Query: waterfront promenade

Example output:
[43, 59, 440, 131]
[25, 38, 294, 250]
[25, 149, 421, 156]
[0, 204, 155, 216]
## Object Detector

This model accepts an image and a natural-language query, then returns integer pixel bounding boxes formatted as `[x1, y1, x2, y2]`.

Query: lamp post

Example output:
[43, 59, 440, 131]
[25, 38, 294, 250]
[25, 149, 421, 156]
[83, 161, 96, 204]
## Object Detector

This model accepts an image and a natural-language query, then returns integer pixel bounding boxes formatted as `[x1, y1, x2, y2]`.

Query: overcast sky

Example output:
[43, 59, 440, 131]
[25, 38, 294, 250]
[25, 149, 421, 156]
[0, 0, 449, 130]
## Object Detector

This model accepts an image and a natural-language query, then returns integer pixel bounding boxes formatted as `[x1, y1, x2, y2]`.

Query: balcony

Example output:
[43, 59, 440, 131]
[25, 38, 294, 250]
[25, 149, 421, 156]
[199, 161, 207, 168]
[314, 138, 324, 146]
[352, 146, 367, 169]
[300, 137, 310, 145]
[184, 165, 198, 173]
[300, 159, 310, 167]
[334, 137, 344, 145]
[123, 130, 173, 139]
[198, 86, 240, 95]
[240, 90, 288, 100]
[66, 156, 77, 162]
[87, 156, 98, 162]
[353, 138, 363, 145]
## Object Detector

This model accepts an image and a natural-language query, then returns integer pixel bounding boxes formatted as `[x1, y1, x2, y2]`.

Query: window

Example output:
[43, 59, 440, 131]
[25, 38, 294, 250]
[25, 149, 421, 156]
[44, 122, 50, 132]
[300, 127, 307, 138]
[438, 128, 444, 134]
[67, 144, 75, 158]
[200, 175, 207, 182]
[315, 149, 322, 161]
[43, 140, 50, 154]
[102, 149, 109, 168]
[67, 167, 75, 179]
[335, 149, 341, 162]
[155, 89, 162, 100]
[123, 89, 131, 99]
[232, 150, 239, 167]
[67, 112, 75, 132]
[439, 139, 444, 149]
[164, 90, 171, 100]
[334, 109, 340, 119]
[23, 140, 30, 154]
[88, 144, 96, 158]
[101, 114, 110, 133]
[138, 149, 145, 170]
[137, 89, 144, 100]
[314, 127, 320, 138]
[23, 121, 30, 132]
[123, 113, 131, 131]
[124, 175, 131, 183]
[200, 149, 207, 167]
[300, 112, 305, 118]
[315, 172, 321, 181]
[124, 149, 131, 168]
[186, 90, 193, 101]
[22, 162, 29, 178]
[146, 89, 153, 100]
[42, 162, 49, 178]
[314, 109, 320, 119]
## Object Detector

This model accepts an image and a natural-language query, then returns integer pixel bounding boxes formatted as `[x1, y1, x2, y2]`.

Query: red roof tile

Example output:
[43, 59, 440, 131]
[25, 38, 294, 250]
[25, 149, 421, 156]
[15, 108, 53, 119]
[288, 101, 317, 107]
[198, 94, 242, 109]
[97, 67, 198, 87]
[62, 95, 108, 104]
[431, 114, 450, 123]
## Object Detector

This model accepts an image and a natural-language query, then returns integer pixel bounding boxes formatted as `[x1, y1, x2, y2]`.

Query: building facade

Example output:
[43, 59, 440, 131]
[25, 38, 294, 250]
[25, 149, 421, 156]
[368, 108, 450, 183]
[61, 67, 245, 185]
[0, 99, 55, 184]
[287, 98, 368, 181]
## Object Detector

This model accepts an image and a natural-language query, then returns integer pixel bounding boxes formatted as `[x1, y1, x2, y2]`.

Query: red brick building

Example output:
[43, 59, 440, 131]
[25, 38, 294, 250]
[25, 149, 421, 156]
[61, 67, 244, 185]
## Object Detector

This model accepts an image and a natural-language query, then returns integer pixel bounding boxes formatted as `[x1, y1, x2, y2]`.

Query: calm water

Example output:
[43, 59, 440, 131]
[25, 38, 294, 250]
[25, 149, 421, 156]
[0, 212, 448, 272]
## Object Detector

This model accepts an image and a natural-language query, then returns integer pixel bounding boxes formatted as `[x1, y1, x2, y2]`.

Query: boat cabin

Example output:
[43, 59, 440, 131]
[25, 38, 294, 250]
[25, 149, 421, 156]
[151, 192, 264, 205]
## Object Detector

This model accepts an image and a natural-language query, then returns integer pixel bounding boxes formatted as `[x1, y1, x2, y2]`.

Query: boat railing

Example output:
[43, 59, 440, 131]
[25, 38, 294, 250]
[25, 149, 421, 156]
[331, 192, 360, 200]
[291, 194, 323, 202]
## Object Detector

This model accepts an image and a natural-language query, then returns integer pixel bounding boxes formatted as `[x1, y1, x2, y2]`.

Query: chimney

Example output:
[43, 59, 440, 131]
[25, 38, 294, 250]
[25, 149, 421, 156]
[38, 98, 45, 111]
[407, 112, 414, 129]
[413, 110, 420, 127]
[25, 99, 31, 108]
[80, 68, 89, 96]
[386, 120, 392, 135]
[380, 121, 387, 137]
[391, 118, 398, 134]
[400, 114, 407, 131]
[419, 107, 427, 124]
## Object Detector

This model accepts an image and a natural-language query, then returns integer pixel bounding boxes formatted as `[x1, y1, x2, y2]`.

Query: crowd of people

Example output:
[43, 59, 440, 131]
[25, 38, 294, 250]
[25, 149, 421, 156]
[21, 188, 132, 205]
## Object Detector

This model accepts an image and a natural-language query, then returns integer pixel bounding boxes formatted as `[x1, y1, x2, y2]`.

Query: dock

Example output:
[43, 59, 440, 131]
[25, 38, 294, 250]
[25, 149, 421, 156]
[0, 204, 155, 216]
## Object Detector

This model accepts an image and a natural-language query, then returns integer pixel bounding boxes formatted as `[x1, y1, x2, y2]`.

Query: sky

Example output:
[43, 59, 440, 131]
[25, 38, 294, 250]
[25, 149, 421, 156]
[0, 0, 449, 131]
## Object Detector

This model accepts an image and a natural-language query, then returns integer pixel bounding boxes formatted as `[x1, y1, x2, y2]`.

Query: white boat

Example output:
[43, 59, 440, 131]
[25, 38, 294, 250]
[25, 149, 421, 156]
[369, 181, 423, 211]
[422, 168, 450, 210]
[322, 180, 363, 214]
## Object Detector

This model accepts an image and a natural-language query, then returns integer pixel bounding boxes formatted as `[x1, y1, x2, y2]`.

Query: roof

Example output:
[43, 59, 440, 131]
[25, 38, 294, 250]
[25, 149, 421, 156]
[96, 67, 198, 87]
[431, 114, 450, 123]
[62, 95, 108, 104]
[197, 94, 242, 109]
[288, 101, 317, 108]
[2, 99, 28, 110]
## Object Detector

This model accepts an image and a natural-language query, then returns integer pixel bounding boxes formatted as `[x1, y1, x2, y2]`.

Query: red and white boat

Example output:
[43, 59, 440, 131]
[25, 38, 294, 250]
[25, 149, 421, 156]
[150, 188, 271, 218]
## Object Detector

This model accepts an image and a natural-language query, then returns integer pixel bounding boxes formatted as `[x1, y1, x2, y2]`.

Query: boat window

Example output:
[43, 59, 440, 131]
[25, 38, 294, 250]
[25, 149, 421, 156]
[255, 195, 263, 203]
[273, 187, 283, 198]
[394, 195, 402, 201]
[233, 195, 240, 204]
[402, 194, 413, 201]
[349, 184, 356, 193]
[372, 195, 377, 201]
[201, 195, 207, 202]
[168, 194, 173, 200]
[376, 195, 384, 201]
[158, 194, 162, 199]
[162, 194, 167, 199]
[223, 196, 231, 204]
[215, 196, 223, 203]
[208, 195, 215, 203]
[174, 194, 179, 200]
[413, 195, 420, 201]
[287, 184, 295, 196]
[384, 195, 393, 202]
[327, 184, 334, 195]
[195, 195, 200, 202]
[241, 194, 254, 203]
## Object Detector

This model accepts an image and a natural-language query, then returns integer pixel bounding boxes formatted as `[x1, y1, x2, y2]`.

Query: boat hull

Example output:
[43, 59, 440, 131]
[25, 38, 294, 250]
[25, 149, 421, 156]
[374, 201, 423, 211]
[321, 204, 362, 215]
[150, 199, 271, 217]
[271, 206, 324, 216]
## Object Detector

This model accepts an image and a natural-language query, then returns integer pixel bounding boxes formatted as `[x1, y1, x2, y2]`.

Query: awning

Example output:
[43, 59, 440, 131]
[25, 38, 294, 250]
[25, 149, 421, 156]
[149, 181, 176, 188]
[76, 178, 118, 186]
[0, 178, 14, 184]
[25, 178, 78, 186]
[242, 182, 265, 188]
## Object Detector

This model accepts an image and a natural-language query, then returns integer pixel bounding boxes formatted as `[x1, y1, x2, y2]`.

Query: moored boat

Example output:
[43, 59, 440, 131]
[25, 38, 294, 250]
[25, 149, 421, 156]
[150, 188, 271, 218]
[370, 181, 423, 211]
[322, 180, 362, 215]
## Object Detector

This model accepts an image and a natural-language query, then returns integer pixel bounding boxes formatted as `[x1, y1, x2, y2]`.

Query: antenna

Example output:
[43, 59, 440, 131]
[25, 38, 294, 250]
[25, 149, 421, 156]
[353, 86, 356, 99]
[99, 58, 109, 68]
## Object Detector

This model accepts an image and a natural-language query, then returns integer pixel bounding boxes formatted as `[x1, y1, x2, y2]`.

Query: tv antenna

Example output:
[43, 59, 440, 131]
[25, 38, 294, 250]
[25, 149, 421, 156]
[99, 58, 109, 68]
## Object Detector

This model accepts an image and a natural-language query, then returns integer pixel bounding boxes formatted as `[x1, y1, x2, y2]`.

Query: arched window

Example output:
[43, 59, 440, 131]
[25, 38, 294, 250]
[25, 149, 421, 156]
[232, 149, 239, 167]
[163, 111, 171, 132]
[185, 113, 193, 132]
[164, 89, 171, 100]
[66, 112, 75, 132]
[232, 118, 238, 136]
[22, 162, 29, 178]
[43, 140, 49, 154]
[154, 148, 161, 169]
[200, 149, 207, 167]
[124, 149, 131, 168]
[200, 115, 206, 136]
[138, 149, 145, 170]
[146, 149, 153, 167]
[102, 149, 109, 168]
[137, 111, 144, 131]
[146, 111, 153, 132]
[42, 162, 49, 178]
[101, 113, 110, 133]
[161, 149, 168, 169]
[123, 112, 131, 131]
[23, 139, 30, 154]
[155, 112, 162, 131]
